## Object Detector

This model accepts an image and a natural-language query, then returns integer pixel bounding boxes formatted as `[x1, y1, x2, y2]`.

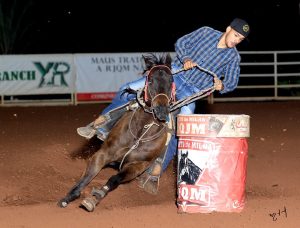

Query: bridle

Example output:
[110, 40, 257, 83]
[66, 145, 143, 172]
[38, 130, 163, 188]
[143, 65, 176, 106]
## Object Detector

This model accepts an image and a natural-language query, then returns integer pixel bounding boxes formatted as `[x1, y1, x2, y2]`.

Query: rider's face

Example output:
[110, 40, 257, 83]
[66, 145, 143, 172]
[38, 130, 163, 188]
[225, 28, 245, 48]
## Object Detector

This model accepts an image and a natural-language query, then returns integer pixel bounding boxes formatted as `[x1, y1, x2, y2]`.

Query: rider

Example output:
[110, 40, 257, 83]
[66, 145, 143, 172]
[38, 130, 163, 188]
[77, 18, 250, 191]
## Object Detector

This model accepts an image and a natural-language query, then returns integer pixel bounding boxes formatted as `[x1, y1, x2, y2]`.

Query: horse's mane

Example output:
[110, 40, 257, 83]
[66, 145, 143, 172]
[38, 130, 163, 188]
[121, 53, 172, 97]
[142, 53, 172, 73]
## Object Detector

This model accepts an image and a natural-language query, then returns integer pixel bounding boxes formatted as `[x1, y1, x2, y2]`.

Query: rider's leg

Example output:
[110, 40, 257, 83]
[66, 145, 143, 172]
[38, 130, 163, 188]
[155, 102, 196, 173]
[77, 77, 146, 140]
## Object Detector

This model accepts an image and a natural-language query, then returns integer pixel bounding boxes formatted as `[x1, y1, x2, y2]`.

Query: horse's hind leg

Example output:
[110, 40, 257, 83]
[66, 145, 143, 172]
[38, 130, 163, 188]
[81, 161, 149, 212]
[58, 157, 103, 208]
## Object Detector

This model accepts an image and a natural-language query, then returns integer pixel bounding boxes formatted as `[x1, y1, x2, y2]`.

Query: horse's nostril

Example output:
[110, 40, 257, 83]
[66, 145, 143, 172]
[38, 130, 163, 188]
[154, 106, 169, 121]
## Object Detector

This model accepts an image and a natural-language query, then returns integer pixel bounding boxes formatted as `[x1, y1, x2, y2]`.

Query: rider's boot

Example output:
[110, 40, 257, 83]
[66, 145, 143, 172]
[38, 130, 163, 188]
[77, 102, 137, 141]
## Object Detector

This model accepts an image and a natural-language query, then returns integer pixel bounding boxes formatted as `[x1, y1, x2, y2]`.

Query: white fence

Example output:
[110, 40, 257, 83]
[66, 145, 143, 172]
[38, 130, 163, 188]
[211, 50, 300, 102]
[0, 51, 300, 106]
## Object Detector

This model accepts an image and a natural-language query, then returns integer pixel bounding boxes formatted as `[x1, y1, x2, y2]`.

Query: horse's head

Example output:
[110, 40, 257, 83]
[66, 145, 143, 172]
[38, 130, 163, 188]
[142, 53, 175, 122]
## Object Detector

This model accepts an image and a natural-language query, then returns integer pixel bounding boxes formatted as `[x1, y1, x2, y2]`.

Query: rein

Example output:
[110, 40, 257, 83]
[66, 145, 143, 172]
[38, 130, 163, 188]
[169, 64, 217, 111]
[172, 64, 218, 78]
[137, 63, 219, 113]
[119, 108, 172, 170]
[170, 86, 215, 112]
[119, 120, 160, 170]
[128, 107, 167, 142]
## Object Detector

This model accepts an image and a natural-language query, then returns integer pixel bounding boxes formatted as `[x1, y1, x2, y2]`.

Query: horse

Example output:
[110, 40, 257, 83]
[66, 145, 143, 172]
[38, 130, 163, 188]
[58, 53, 175, 212]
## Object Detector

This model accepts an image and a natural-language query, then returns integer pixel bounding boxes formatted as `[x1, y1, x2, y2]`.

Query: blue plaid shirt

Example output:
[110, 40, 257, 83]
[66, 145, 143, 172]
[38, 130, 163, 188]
[172, 26, 241, 94]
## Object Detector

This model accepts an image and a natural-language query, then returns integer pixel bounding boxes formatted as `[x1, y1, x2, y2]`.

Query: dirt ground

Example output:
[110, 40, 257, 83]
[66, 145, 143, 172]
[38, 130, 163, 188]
[0, 101, 299, 228]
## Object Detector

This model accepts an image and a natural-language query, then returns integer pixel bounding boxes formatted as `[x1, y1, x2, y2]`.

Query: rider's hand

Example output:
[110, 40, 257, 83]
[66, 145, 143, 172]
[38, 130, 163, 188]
[214, 77, 224, 91]
[183, 59, 197, 70]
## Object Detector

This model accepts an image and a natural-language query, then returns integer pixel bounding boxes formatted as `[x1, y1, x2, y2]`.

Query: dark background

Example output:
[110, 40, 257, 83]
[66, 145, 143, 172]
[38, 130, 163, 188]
[2, 0, 300, 54]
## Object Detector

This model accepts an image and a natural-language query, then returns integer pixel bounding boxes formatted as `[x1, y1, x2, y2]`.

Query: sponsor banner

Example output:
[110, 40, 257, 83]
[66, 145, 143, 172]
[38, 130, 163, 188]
[0, 54, 75, 95]
[75, 53, 146, 101]
[75, 52, 177, 102]
[76, 92, 116, 101]
[177, 114, 250, 138]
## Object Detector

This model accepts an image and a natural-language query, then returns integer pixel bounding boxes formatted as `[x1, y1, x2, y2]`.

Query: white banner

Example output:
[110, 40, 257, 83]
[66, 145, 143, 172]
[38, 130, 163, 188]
[0, 54, 75, 95]
[75, 53, 146, 101]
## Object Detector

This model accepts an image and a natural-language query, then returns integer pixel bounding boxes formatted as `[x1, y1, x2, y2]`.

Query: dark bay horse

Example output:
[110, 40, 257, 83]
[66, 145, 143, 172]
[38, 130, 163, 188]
[58, 53, 175, 212]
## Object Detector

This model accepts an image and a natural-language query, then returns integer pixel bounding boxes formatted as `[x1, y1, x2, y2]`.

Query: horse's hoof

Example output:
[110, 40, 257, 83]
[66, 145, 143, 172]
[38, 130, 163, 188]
[80, 197, 98, 212]
[57, 200, 68, 208]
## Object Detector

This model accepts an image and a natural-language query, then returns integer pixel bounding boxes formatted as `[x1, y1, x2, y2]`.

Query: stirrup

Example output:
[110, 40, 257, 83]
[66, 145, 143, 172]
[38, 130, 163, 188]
[137, 172, 160, 195]
[137, 158, 162, 195]
[95, 128, 109, 141]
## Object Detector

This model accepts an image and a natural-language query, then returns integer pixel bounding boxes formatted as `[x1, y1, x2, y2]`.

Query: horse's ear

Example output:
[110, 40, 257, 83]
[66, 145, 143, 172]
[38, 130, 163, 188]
[142, 55, 147, 66]
[142, 54, 154, 70]
[165, 53, 172, 68]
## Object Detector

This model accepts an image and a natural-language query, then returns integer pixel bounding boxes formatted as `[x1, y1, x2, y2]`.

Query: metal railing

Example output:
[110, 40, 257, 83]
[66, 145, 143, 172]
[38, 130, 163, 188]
[211, 50, 300, 102]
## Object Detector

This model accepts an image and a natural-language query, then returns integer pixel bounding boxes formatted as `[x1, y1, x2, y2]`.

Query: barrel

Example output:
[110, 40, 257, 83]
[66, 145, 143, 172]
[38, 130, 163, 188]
[176, 114, 250, 213]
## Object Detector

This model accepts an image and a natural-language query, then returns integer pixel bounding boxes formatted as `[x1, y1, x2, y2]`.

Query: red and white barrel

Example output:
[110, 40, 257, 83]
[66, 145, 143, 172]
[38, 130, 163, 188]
[176, 114, 250, 213]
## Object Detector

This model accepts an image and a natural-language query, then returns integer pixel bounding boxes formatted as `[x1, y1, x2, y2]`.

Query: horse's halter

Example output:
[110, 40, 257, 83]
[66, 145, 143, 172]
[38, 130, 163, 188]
[143, 65, 176, 105]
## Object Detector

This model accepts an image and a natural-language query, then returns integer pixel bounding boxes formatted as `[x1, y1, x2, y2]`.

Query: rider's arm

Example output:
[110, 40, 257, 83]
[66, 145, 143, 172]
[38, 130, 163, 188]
[219, 57, 241, 94]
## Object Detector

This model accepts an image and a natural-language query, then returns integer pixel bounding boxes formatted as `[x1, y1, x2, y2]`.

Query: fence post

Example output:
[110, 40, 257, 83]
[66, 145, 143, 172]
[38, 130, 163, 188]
[207, 93, 214, 104]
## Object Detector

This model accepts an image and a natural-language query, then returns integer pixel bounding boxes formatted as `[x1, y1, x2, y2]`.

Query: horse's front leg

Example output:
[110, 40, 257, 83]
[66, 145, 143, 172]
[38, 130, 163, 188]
[80, 161, 149, 212]
[57, 154, 104, 208]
